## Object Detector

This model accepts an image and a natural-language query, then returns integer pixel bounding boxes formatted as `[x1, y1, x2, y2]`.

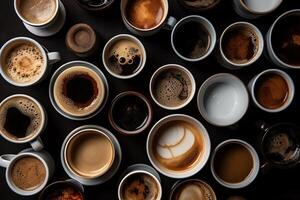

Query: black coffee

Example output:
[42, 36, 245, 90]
[174, 21, 210, 59]
[272, 14, 300, 66]
[112, 94, 149, 131]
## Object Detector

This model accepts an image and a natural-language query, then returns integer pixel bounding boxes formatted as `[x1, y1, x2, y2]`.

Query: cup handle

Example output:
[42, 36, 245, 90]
[163, 16, 177, 31]
[0, 154, 15, 168]
[30, 137, 44, 151]
[47, 52, 61, 65]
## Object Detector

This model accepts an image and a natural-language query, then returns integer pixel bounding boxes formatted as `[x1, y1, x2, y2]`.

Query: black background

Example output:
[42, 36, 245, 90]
[1, 0, 300, 199]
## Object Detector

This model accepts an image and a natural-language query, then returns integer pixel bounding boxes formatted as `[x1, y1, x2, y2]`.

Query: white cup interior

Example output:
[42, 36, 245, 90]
[240, 0, 283, 14]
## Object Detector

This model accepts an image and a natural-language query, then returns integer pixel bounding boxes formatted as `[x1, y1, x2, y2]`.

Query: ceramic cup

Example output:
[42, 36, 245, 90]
[75, 0, 115, 11]
[176, 0, 220, 12]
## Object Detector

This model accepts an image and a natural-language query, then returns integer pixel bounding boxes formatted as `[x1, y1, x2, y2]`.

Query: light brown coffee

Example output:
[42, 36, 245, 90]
[11, 156, 46, 191]
[17, 0, 57, 24]
[66, 130, 115, 178]
[152, 120, 203, 172]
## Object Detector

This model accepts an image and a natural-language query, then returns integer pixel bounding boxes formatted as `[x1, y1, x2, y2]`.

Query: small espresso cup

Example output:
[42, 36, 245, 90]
[0, 37, 60, 87]
[149, 64, 196, 110]
[210, 139, 260, 189]
[266, 9, 300, 69]
[171, 15, 216, 62]
[0, 148, 55, 196]
[121, 0, 177, 36]
[118, 164, 162, 200]
[248, 69, 295, 113]
[147, 114, 211, 179]
[0, 94, 46, 151]
[217, 22, 263, 69]
[102, 34, 147, 79]
[233, 0, 283, 19]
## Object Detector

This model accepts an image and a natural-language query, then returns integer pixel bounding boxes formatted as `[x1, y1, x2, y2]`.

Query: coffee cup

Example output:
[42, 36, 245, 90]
[14, 0, 66, 37]
[266, 9, 300, 69]
[149, 64, 196, 110]
[102, 34, 147, 79]
[217, 22, 263, 69]
[176, 0, 220, 12]
[233, 0, 283, 19]
[49, 60, 109, 120]
[0, 148, 55, 196]
[210, 139, 260, 189]
[0, 37, 60, 87]
[197, 73, 249, 127]
[118, 164, 162, 200]
[76, 0, 115, 11]
[0, 94, 46, 151]
[61, 125, 122, 186]
[171, 15, 216, 62]
[109, 91, 153, 135]
[147, 114, 211, 178]
[169, 179, 217, 200]
[121, 0, 177, 36]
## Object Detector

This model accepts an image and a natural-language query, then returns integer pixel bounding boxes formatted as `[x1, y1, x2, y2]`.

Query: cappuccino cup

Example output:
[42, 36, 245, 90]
[0, 37, 60, 87]
[0, 94, 46, 151]
[0, 148, 55, 196]
[14, 0, 66, 37]
[147, 114, 211, 179]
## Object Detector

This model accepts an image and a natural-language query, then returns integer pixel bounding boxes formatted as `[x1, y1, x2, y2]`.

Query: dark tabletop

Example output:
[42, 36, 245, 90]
[1, 0, 300, 199]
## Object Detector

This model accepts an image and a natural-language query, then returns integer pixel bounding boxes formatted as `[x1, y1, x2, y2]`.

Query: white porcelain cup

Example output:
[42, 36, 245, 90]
[197, 73, 249, 127]
[248, 69, 295, 113]
[210, 139, 260, 189]
[0, 37, 60, 87]
[217, 22, 263, 69]
[0, 149, 55, 196]
[233, 0, 283, 19]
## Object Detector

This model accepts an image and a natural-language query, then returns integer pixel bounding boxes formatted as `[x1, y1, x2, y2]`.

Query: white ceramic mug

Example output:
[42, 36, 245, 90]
[248, 69, 295, 113]
[0, 149, 55, 196]
[0, 37, 60, 87]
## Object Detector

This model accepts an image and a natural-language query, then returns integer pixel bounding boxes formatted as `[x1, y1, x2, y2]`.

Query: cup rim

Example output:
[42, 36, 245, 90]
[250, 69, 295, 113]
[268, 9, 300, 69]
[6, 152, 50, 196]
[0, 94, 46, 144]
[0, 37, 48, 87]
[219, 21, 264, 68]
[238, 0, 283, 14]
[14, 0, 60, 27]
[210, 139, 260, 189]
[177, 0, 220, 11]
[171, 15, 216, 62]
[108, 91, 153, 135]
[149, 64, 196, 110]
[146, 114, 211, 179]
[197, 73, 249, 127]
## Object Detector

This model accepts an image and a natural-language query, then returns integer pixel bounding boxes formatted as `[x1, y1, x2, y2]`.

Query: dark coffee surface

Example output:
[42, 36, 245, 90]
[1, 1, 300, 200]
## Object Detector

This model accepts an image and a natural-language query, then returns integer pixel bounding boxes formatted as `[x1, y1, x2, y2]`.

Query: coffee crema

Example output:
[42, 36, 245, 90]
[17, 0, 57, 24]
[11, 156, 46, 191]
[152, 121, 203, 172]
[0, 96, 42, 141]
[125, 0, 165, 29]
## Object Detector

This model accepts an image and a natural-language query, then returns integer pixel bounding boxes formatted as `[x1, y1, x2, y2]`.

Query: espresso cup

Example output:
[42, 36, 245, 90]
[210, 139, 260, 189]
[171, 15, 216, 62]
[0, 94, 46, 151]
[147, 114, 211, 179]
[266, 9, 300, 69]
[149, 64, 196, 110]
[233, 0, 283, 19]
[176, 0, 220, 11]
[217, 22, 263, 69]
[61, 125, 122, 186]
[118, 164, 162, 200]
[76, 0, 115, 11]
[248, 69, 295, 113]
[102, 34, 147, 79]
[49, 60, 109, 120]
[0, 37, 60, 87]
[0, 148, 55, 196]
[197, 73, 249, 127]
[14, 0, 66, 37]
[121, 0, 177, 36]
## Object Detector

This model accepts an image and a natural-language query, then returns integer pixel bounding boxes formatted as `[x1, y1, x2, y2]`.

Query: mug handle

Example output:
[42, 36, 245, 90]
[163, 16, 177, 31]
[30, 136, 44, 151]
[47, 52, 61, 65]
[0, 154, 15, 168]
